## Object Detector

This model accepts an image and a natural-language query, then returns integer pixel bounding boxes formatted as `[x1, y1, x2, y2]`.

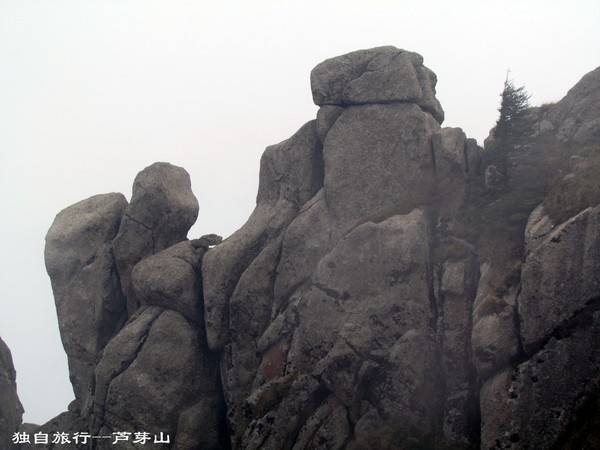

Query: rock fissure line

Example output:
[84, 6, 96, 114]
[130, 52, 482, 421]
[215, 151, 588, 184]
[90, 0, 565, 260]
[93, 309, 163, 440]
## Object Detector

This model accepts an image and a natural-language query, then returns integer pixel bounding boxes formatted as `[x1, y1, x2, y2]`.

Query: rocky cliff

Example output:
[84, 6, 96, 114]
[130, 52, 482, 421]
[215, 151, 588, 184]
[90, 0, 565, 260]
[6, 47, 600, 449]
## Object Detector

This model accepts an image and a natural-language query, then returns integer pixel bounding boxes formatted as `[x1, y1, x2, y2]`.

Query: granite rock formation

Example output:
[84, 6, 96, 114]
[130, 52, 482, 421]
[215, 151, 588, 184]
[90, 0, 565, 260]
[13, 47, 598, 449]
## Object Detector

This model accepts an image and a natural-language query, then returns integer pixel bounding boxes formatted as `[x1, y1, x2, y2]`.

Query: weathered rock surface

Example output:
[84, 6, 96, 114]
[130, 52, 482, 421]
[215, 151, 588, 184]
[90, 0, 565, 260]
[34, 49, 600, 449]
[519, 205, 600, 354]
[40, 164, 223, 449]
[90, 307, 224, 450]
[113, 162, 199, 315]
[545, 66, 600, 144]
[543, 155, 600, 224]
[45, 193, 128, 408]
[475, 63, 600, 449]
[132, 240, 206, 324]
[323, 103, 439, 231]
[311, 46, 444, 123]
[471, 262, 520, 378]
[0, 338, 23, 449]
[480, 317, 600, 449]
[202, 120, 323, 351]
[202, 47, 483, 449]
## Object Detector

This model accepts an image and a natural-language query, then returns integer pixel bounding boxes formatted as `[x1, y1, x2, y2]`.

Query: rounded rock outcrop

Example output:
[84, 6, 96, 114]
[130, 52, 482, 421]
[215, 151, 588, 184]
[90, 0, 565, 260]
[310, 46, 444, 123]
[113, 162, 199, 315]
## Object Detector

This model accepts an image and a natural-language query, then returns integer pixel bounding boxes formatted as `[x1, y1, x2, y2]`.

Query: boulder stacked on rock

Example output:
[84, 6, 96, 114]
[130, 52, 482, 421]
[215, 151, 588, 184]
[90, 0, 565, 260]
[203, 46, 483, 449]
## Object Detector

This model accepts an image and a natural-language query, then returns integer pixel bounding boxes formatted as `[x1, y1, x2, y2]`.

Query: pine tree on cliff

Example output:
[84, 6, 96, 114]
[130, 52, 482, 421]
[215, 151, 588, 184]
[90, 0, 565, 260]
[489, 76, 535, 181]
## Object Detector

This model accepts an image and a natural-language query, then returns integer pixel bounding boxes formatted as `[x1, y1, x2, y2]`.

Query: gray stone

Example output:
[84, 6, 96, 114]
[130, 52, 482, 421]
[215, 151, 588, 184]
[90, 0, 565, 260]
[315, 105, 344, 143]
[292, 397, 350, 450]
[289, 211, 439, 436]
[36, 51, 600, 450]
[323, 103, 439, 232]
[113, 162, 199, 315]
[480, 316, 600, 450]
[432, 127, 470, 219]
[202, 120, 322, 351]
[538, 118, 555, 134]
[465, 138, 482, 178]
[310, 46, 444, 123]
[519, 205, 600, 353]
[192, 233, 223, 249]
[524, 204, 555, 254]
[45, 193, 127, 408]
[439, 256, 479, 444]
[218, 238, 284, 443]
[273, 190, 334, 315]
[471, 263, 520, 379]
[0, 337, 23, 449]
[543, 156, 600, 224]
[241, 375, 323, 450]
[484, 164, 503, 191]
[91, 308, 223, 449]
[132, 240, 205, 323]
[548, 66, 600, 146]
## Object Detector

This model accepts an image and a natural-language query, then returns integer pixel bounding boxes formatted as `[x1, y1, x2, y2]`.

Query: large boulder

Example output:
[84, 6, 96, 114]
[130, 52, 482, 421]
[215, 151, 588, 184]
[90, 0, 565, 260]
[131, 240, 206, 324]
[90, 307, 225, 450]
[310, 46, 444, 123]
[0, 338, 23, 449]
[45, 193, 128, 408]
[113, 162, 199, 315]
[518, 205, 600, 353]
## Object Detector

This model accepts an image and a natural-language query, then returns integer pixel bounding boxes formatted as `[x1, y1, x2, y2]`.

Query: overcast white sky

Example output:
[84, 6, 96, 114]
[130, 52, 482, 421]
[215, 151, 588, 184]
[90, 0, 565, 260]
[1, 1, 598, 424]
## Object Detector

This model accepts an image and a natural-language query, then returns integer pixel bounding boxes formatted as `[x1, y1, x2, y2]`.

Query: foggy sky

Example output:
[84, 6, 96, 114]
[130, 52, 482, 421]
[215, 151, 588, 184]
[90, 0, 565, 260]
[1, 0, 599, 424]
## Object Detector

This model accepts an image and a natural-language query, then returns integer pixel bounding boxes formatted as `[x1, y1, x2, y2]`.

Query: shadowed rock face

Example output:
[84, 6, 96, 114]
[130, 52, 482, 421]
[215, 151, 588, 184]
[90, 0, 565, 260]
[545, 66, 600, 145]
[33, 48, 600, 449]
[0, 337, 23, 449]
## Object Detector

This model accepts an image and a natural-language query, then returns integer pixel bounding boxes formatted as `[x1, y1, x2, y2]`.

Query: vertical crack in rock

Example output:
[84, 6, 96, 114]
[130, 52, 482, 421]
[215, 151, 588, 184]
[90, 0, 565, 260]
[426, 210, 446, 442]
[91, 307, 164, 439]
[123, 212, 157, 253]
